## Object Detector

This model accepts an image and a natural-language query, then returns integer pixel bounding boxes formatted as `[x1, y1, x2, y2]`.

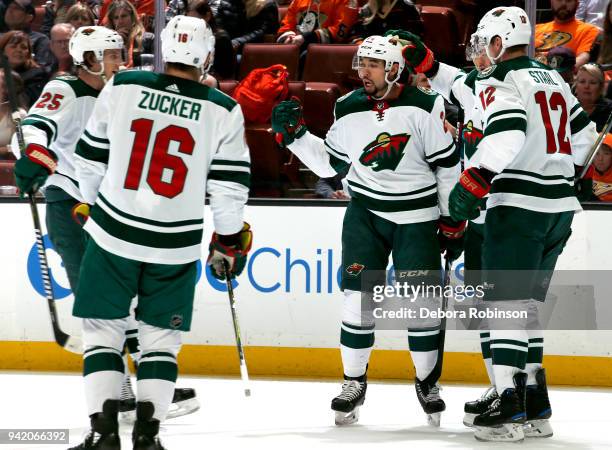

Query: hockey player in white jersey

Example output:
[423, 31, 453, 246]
[448, 7, 598, 442]
[272, 35, 463, 427]
[385, 28, 500, 428]
[11, 26, 200, 424]
[69, 16, 251, 449]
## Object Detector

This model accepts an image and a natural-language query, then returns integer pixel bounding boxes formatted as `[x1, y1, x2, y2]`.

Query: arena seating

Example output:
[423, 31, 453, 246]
[238, 43, 300, 81]
[0, 161, 16, 187]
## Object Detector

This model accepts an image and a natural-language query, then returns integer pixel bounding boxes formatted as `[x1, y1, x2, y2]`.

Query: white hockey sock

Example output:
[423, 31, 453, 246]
[480, 332, 495, 385]
[490, 329, 528, 394]
[84, 346, 125, 416]
[137, 323, 181, 421]
[340, 290, 374, 378]
[408, 327, 439, 381]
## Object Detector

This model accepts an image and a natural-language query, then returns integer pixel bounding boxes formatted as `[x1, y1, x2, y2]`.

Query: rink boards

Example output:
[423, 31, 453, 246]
[0, 200, 611, 387]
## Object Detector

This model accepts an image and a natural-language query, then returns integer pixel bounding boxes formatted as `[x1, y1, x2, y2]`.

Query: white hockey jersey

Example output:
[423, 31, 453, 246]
[13, 76, 100, 202]
[74, 70, 250, 264]
[473, 56, 598, 213]
[430, 63, 487, 224]
[288, 85, 458, 224]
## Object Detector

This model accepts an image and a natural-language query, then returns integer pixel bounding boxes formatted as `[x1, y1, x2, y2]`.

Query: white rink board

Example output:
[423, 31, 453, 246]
[0, 203, 611, 357]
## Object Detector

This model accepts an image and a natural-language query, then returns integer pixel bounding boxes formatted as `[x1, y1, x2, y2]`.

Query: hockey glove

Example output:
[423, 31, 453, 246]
[449, 167, 494, 222]
[14, 144, 58, 197]
[207, 222, 253, 280]
[438, 216, 466, 263]
[71, 202, 91, 227]
[575, 165, 594, 202]
[384, 29, 434, 73]
[271, 98, 307, 147]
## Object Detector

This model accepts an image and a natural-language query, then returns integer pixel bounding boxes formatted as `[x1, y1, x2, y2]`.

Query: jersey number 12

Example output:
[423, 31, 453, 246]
[534, 90, 571, 155]
[124, 118, 195, 198]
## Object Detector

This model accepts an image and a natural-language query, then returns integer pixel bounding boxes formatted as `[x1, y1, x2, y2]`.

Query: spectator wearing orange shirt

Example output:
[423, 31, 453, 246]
[535, 0, 600, 68]
[277, 0, 358, 50]
[592, 133, 612, 201]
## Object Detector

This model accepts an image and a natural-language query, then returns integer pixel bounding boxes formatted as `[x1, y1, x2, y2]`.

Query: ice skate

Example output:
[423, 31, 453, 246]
[473, 373, 527, 442]
[331, 375, 367, 425]
[463, 385, 498, 427]
[166, 388, 200, 419]
[524, 368, 553, 438]
[415, 378, 445, 427]
[69, 400, 121, 450]
[132, 402, 166, 450]
[119, 374, 137, 423]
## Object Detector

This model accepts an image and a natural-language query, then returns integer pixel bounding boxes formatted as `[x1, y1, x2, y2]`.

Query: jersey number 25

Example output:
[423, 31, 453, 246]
[124, 118, 195, 198]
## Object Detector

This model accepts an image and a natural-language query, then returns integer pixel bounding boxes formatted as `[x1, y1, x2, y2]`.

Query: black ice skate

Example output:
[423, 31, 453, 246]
[69, 399, 121, 450]
[463, 385, 498, 427]
[415, 378, 446, 427]
[132, 402, 166, 450]
[473, 373, 527, 442]
[166, 388, 200, 419]
[524, 368, 553, 438]
[331, 374, 367, 425]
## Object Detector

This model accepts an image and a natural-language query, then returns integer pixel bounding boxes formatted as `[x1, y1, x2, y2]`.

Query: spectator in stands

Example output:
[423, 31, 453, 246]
[575, 63, 612, 131]
[41, 0, 75, 36]
[49, 23, 74, 76]
[105, 0, 154, 68]
[211, 0, 278, 52]
[535, 0, 600, 67]
[576, 0, 607, 29]
[349, 0, 423, 44]
[0, 69, 26, 155]
[65, 2, 96, 30]
[547, 45, 577, 84]
[592, 133, 612, 201]
[276, 0, 358, 49]
[0, 31, 48, 106]
[99, 0, 155, 28]
[315, 166, 349, 199]
[3, 0, 54, 70]
[591, 1, 612, 87]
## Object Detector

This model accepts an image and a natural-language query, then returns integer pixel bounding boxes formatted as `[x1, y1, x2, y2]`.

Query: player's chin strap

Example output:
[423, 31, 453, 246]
[372, 70, 400, 101]
[80, 60, 108, 82]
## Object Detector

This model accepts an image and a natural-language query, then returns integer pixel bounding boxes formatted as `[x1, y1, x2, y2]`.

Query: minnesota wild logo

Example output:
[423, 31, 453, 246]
[462, 120, 484, 160]
[360, 132, 410, 172]
[491, 8, 504, 17]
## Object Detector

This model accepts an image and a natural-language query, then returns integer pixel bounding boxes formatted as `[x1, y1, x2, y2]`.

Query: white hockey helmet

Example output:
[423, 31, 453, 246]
[161, 15, 215, 72]
[352, 35, 405, 99]
[69, 26, 124, 67]
[472, 6, 531, 62]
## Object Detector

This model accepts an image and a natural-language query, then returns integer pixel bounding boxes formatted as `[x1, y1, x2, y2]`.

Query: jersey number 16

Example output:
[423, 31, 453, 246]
[123, 118, 195, 198]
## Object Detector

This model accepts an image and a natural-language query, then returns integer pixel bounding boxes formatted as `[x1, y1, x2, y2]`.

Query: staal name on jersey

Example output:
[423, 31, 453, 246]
[137, 89, 202, 121]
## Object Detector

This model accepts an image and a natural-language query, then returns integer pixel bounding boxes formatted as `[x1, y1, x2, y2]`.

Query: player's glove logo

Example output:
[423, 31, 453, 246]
[346, 263, 365, 277]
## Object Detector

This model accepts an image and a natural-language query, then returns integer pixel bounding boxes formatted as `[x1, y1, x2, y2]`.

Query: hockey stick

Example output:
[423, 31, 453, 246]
[579, 111, 612, 179]
[1, 54, 82, 354]
[223, 261, 251, 397]
[423, 258, 452, 386]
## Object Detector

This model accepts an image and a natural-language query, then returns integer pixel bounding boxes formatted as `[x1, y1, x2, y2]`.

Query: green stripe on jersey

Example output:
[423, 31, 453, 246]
[24, 114, 57, 142]
[350, 191, 438, 213]
[486, 109, 526, 126]
[485, 117, 527, 137]
[98, 194, 203, 228]
[55, 76, 101, 98]
[570, 111, 592, 134]
[502, 169, 573, 182]
[210, 159, 250, 168]
[491, 178, 574, 199]
[75, 139, 109, 164]
[90, 203, 203, 249]
[84, 129, 109, 145]
[348, 180, 436, 197]
[208, 169, 250, 188]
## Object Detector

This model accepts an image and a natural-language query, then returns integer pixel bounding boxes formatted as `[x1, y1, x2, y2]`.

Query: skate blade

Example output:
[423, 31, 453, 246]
[474, 423, 525, 442]
[166, 398, 201, 420]
[334, 408, 359, 426]
[427, 412, 441, 427]
[524, 419, 553, 438]
[462, 413, 477, 428]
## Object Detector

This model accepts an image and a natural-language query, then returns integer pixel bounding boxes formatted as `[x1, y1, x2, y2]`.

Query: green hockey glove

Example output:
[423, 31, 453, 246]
[384, 29, 434, 73]
[207, 222, 253, 280]
[438, 216, 466, 263]
[271, 98, 307, 147]
[14, 143, 57, 197]
[449, 167, 493, 221]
